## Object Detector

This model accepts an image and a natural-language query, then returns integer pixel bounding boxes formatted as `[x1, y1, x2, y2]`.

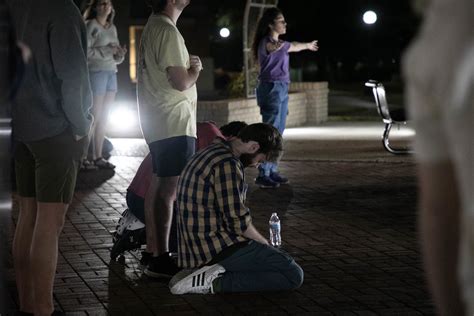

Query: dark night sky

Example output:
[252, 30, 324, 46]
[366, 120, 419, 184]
[204, 0, 421, 80]
[78, 0, 423, 82]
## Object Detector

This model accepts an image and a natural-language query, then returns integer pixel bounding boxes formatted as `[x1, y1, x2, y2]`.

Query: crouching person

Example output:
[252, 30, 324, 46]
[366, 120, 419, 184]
[170, 123, 303, 294]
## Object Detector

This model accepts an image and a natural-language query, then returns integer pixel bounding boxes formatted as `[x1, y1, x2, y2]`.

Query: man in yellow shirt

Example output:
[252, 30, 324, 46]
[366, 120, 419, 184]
[137, 0, 202, 278]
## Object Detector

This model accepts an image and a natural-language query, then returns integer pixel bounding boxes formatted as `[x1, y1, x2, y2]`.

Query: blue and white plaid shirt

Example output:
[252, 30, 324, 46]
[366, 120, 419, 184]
[176, 141, 251, 268]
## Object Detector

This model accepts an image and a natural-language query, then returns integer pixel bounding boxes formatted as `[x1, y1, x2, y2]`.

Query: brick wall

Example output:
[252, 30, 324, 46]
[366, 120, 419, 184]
[197, 81, 328, 127]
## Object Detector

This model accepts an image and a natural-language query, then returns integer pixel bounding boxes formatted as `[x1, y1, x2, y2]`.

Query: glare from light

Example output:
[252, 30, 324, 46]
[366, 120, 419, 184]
[283, 123, 415, 141]
[363, 11, 377, 25]
[108, 104, 137, 131]
[219, 27, 230, 38]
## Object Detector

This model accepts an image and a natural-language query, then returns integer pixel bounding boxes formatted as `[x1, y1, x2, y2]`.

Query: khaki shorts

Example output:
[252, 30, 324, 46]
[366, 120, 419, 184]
[14, 129, 88, 203]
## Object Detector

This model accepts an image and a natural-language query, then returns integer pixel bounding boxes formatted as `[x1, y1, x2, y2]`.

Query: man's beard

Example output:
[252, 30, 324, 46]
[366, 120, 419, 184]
[239, 152, 259, 168]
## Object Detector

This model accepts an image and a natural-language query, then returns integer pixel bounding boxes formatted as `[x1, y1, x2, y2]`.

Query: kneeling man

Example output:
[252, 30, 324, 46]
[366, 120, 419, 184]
[170, 123, 303, 294]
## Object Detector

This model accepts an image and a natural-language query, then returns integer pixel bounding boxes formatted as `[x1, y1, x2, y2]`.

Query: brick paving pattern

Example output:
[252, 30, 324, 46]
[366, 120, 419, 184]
[5, 134, 435, 315]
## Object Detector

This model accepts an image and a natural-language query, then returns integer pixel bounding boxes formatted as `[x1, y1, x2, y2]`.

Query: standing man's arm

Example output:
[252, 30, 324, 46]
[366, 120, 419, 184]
[156, 26, 202, 92]
[214, 159, 269, 245]
[167, 54, 202, 91]
[49, 9, 92, 139]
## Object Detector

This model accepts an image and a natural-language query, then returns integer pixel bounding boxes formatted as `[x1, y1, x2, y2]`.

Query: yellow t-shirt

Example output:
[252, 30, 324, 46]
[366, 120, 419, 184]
[137, 14, 197, 143]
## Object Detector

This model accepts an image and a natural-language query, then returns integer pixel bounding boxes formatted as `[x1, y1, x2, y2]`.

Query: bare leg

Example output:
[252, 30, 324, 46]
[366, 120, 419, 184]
[89, 94, 105, 160]
[154, 176, 179, 255]
[93, 91, 115, 160]
[145, 175, 159, 255]
[12, 197, 36, 313]
[30, 202, 68, 316]
[144, 175, 179, 256]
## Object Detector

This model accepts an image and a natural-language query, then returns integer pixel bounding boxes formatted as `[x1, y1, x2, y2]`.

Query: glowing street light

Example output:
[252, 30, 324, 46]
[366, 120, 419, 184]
[108, 103, 137, 131]
[219, 27, 230, 38]
[363, 11, 377, 25]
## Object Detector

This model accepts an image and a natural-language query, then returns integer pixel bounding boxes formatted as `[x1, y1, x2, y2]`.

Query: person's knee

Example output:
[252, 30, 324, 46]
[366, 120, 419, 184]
[286, 261, 304, 289]
[156, 187, 176, 203]
[36, 203, 67, 234]
[156, 178, 178, 202]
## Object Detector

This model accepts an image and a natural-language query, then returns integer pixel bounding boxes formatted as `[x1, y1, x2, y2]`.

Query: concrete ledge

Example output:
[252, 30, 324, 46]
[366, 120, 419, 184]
[197, 81, 328, 127]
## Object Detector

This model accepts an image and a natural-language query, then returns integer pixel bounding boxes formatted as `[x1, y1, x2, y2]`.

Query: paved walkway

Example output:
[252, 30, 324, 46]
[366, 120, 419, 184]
[5, 123, 435, 315]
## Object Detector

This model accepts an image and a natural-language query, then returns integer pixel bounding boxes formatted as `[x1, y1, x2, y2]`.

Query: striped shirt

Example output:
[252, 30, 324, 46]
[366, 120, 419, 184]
[177, 141, 252, 268]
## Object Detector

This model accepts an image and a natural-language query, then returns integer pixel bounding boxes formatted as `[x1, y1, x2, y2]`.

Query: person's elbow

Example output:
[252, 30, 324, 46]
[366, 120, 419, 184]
[167, 67, 194, 92]
[169, 80, 191, 92]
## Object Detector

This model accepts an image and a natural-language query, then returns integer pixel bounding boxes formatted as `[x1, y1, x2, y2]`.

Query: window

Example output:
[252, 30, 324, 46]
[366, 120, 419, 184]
[129, 25, 144, 83]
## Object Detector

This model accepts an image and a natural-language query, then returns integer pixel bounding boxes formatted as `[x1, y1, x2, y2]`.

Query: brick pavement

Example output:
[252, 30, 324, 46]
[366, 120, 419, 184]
[5, 130, 435, 315]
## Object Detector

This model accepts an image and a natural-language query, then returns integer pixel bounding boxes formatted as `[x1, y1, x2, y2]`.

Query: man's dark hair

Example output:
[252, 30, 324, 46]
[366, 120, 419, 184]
[238, 123, 283, 163]
[146, 0, 167, 13]
[219, 121, 248, 138]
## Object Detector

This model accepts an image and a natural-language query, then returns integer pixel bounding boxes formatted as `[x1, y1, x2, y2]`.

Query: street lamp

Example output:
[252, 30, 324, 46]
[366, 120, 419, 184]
[363, 10, 377, 25]
[362, 11, 377, 79]
[219, 27, 230, 38]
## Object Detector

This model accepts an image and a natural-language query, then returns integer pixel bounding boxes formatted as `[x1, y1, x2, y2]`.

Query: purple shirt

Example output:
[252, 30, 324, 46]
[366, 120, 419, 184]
[258, 37, 291, 83]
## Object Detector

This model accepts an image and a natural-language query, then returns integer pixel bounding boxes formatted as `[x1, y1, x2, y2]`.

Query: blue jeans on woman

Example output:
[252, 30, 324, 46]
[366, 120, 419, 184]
[256, 81, 289, 177]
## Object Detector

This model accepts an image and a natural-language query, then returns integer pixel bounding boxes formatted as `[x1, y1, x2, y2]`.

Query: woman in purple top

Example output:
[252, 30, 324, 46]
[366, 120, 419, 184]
[252, 8, 318, 188]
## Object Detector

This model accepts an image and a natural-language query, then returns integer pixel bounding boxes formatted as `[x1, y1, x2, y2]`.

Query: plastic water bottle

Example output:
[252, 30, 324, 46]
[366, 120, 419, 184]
[269, 212, 281, 247]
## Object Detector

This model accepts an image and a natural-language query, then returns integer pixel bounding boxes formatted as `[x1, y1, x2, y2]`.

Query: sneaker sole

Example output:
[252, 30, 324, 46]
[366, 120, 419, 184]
[169, 269, 193, 288]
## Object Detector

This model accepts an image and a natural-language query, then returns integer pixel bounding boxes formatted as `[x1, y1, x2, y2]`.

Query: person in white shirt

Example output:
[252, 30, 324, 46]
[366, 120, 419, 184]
[83, 0, 126, 169]
[403, 0, 473, 314]
[137, 0, 202, 278]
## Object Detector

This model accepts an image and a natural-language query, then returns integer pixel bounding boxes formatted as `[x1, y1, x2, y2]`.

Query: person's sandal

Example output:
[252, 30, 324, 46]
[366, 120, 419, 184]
[80, 159, 98, 171]
[94, 157, 116, 169]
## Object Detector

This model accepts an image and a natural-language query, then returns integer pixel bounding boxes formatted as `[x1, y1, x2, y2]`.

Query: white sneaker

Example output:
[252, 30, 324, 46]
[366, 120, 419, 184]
[169, 264, 225, 295]
[116, 209, 145, 235]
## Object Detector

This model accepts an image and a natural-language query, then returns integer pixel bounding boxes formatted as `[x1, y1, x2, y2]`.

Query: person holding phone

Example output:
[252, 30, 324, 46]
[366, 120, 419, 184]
[83, 0, 126, 170]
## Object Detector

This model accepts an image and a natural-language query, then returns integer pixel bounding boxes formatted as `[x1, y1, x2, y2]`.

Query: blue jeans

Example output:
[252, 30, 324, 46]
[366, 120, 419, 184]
[89, 70, 117, 95]
[256, 81, 289, 177]
[216, 241, 304, 292]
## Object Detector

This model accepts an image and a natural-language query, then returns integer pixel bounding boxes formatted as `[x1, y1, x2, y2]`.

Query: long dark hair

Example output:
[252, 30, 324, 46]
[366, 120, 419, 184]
[83, 0, 115, 26]
[251, 7, 282, 62]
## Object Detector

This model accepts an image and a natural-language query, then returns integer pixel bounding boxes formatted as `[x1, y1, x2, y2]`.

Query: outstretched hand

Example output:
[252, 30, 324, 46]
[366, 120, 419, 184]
[307, 40, 319, 51]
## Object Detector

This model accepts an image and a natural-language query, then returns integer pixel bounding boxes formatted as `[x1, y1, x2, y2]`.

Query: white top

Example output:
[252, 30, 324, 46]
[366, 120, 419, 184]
[137, 14, 197, 143]
[402, 0, 473, 312]
[85, 19, 123, 72]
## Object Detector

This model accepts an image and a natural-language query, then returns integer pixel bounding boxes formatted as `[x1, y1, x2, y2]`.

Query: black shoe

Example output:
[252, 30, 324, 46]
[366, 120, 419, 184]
[255, 176, 280, 189]
[144, 252, 181, 278]
[270, 172, 289, 184]
[110, 228, 146, 260]
[139, 251, 152, 269]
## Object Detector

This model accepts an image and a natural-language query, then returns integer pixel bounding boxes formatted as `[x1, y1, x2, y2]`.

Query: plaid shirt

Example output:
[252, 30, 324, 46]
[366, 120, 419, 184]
[177, 141, 251, 268]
